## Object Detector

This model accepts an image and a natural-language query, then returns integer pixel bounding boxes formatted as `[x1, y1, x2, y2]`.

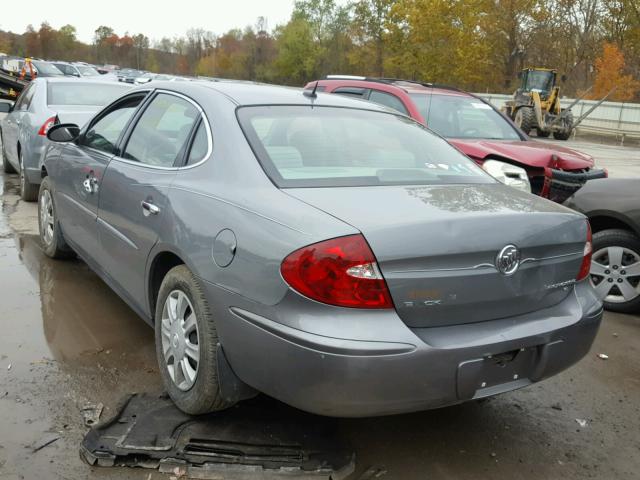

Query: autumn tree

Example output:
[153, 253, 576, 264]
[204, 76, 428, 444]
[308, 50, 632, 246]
[351, 0, 394, 76]
[590, 41, 640, 101]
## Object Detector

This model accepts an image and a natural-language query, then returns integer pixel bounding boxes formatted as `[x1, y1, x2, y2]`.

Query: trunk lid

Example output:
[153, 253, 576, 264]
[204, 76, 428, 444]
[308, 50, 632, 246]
[286, 183, 587, 327]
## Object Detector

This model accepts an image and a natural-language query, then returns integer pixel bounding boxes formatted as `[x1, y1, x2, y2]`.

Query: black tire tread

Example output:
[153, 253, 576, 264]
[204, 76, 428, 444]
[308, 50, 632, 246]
[38, 177, 74, 259]
[155, 265, 233, 414]
[516, 107, 536, 134]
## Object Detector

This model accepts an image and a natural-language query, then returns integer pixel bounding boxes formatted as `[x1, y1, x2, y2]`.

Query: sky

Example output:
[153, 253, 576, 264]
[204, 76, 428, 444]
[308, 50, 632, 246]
[0, 0, 306, 43]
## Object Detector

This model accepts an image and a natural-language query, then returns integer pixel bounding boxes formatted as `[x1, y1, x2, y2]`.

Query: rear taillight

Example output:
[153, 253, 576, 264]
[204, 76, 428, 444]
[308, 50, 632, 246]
[576, 222, 593, 281]
[281, 234, 393, 309]
[38, 116, 58, 136]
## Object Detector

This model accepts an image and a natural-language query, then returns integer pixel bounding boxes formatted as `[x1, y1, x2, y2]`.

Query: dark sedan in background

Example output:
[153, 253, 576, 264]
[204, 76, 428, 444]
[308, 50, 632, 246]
[566, 178, 640, 313]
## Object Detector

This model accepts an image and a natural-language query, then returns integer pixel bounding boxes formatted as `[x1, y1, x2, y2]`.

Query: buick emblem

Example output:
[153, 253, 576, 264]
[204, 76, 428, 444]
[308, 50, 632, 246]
[496, 245, 520, 276]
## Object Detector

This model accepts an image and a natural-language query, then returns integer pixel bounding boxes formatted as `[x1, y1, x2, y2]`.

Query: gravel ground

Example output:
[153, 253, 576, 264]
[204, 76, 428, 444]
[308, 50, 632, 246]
[0, 138, 638, 480]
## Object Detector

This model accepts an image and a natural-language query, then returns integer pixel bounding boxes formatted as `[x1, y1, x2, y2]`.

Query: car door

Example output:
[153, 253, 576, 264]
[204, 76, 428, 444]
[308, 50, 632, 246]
[97, 91, 202, 313]
[3, 83, 36, 165]
[53, 92, 148, 261]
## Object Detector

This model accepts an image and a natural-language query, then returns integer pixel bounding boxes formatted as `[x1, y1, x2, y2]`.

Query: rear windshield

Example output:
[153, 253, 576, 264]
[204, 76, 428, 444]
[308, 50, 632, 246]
[76, 66, 101, 76]
[409, 93, 521, 140]
[33, 61, 64, 76]
[237, 106, 494, 188]
[47, 83, 130, 106]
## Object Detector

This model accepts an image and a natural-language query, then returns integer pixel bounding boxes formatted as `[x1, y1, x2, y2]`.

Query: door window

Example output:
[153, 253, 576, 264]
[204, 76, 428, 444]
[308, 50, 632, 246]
[82, 95, 144, 154]
[368, 90, 409, 115]
[123, 93, 200, 167]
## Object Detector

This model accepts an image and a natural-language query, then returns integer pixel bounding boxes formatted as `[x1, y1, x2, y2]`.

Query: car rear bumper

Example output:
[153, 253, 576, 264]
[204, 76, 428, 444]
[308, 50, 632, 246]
[211, 280, 602, 417]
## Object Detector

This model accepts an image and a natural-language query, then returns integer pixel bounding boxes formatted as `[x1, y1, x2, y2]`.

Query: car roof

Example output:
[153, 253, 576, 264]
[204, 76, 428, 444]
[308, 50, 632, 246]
[137, 80, 398, 112]
[316, 78, 473, 98]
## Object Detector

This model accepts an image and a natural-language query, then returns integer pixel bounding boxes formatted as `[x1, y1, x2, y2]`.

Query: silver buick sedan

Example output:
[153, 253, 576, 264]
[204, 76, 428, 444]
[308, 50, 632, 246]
[39, 81, 602, 417]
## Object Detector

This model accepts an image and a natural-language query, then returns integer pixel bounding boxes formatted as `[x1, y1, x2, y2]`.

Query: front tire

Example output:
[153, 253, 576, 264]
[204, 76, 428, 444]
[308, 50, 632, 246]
[19, 151, 38, 201]
[514, 107, 536, 135]
[38, 177, 74, 259]
[553, 111, 574, 140]
[155, 265, 233, 414]
[590, 229, 640, 313]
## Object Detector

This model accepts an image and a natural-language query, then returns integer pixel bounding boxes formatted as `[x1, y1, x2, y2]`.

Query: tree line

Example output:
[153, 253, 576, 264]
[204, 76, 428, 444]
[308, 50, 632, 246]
[1, 0, 638, 100]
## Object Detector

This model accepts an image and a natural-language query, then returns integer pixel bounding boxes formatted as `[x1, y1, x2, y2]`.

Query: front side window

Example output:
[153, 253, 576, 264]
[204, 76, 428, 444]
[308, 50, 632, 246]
[123, 93, 200, 167]
[369, 90, 409, 115]
[83, 95, 144, 154]
[238, 106, 493, 188]
[410, 93, 521, 140]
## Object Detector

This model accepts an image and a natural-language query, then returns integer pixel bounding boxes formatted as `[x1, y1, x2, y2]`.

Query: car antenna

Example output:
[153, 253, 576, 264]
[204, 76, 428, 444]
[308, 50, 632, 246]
[304, 81, 319, 99]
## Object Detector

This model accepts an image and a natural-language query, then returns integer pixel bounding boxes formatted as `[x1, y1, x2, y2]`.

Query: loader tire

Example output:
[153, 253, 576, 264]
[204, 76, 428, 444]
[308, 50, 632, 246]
[514, 107, 536, 135]
[553, 111, 574, 140]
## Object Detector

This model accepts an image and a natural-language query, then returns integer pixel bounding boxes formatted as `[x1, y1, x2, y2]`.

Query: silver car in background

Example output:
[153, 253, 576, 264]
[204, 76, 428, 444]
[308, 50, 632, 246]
[39, 82, 602, 417]
[0, 78, 131, 200]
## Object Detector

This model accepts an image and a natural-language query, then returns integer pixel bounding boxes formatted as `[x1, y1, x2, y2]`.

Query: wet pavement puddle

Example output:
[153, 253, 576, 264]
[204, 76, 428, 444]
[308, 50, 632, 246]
[1, 170, 639, 480]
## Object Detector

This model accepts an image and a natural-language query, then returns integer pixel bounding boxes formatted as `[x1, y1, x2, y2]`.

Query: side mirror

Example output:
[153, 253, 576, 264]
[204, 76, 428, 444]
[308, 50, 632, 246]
[0, 102, 14, 113]
[47, 123, 80, 143]
[73, 72, 81, 77]
[561, 74, 567, 83]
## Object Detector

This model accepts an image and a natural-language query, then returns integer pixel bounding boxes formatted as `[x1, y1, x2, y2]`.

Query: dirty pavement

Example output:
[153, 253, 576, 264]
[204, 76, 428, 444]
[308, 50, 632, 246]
[1, 161, 639, 479]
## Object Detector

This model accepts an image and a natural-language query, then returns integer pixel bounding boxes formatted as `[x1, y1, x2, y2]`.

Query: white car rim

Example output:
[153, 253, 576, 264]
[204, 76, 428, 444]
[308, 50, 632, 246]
[39, 189, 54, 246]
[161, 289, 200, 391]
[590, 246, 640, 303]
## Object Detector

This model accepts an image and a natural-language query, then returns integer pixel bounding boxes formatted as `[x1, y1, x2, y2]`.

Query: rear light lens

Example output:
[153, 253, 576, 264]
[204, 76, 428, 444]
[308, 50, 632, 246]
[38, 115, 58, 136]
[576, 222, 593, 281]
[281, 234, 393, 309]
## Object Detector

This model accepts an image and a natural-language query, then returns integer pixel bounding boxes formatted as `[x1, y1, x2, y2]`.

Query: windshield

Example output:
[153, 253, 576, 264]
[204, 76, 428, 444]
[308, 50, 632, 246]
[77, 66, 100, 76]
[47, 83, 131, 106]
[410, 93, 521, 140]
[32, 61, 64, 76]
[237, 106, 494, 188]
[525, 71, 554, 93]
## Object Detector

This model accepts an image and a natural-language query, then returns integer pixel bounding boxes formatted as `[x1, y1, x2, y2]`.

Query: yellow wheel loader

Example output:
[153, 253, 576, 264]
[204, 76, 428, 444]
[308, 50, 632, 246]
[503, 68, 615, 141]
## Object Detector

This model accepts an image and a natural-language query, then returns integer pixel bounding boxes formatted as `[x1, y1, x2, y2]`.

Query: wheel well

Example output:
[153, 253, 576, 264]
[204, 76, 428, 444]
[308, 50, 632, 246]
[148, 252, 185, 320]
[589, 215, 634, 234]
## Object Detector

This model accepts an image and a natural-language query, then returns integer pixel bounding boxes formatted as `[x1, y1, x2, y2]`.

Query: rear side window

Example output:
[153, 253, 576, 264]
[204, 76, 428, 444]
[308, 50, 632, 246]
[14, 83, 35, 111]
[368, 90, 408, 115]
[186, 122, 209, 165]
[238, 105, 492, 188]
[123, 93, 200, 167]
[47, 83, 130, 106]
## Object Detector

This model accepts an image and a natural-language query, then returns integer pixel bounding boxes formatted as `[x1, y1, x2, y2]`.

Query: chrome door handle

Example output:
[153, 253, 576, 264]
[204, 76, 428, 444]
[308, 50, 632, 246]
[141, 201, 160, 216]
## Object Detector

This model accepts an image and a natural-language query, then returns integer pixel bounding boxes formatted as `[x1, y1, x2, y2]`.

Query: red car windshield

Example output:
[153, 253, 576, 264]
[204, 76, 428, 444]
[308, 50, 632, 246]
[409, 93, 521, 141]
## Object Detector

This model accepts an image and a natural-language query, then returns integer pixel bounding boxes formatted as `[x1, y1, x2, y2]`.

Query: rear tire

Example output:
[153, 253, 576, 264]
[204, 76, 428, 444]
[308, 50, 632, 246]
[590, 229, 640, 314]
[19, 151, 38, 202]
[38, 176, 74, 259]
[1, 132, 16, 174]
[155, 265, 234, 415]
[514, 107, 536, 135]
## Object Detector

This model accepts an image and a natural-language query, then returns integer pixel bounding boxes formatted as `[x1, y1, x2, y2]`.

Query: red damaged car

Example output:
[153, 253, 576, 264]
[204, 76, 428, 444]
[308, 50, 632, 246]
[306, 76, 606, 202]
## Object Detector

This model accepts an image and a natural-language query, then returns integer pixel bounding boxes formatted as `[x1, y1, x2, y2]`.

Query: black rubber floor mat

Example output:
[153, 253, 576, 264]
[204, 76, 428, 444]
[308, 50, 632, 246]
[80, 393, 355, 479]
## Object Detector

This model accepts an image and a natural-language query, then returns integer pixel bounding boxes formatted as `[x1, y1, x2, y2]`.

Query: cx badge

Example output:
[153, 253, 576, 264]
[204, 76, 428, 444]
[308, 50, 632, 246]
[496, 245, 521, 276]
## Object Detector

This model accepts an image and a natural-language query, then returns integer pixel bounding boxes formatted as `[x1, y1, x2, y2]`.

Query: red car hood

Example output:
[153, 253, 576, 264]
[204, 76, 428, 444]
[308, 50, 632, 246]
[448, 138, 594, 170]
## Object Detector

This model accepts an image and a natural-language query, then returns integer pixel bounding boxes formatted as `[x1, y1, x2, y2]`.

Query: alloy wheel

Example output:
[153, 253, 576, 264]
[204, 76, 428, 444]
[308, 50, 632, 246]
[161, 290, 200, 391]
[39, 189, 54, 246]
[590, 246, 640, 303]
